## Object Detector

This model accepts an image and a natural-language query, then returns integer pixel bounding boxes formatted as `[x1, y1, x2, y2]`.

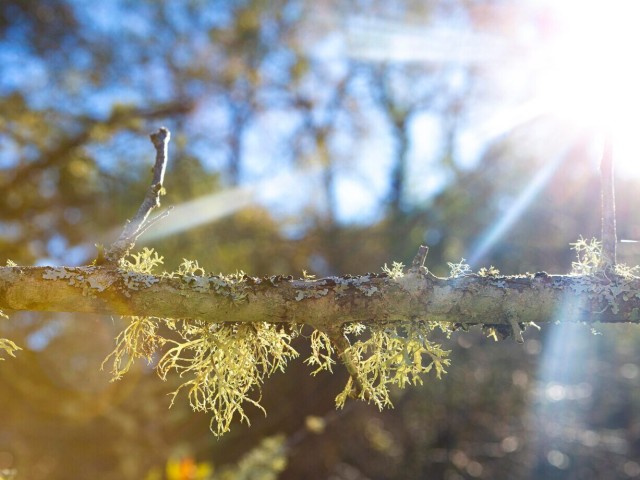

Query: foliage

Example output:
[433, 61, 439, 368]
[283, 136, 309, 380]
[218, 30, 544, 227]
[213, 435, 287, 480]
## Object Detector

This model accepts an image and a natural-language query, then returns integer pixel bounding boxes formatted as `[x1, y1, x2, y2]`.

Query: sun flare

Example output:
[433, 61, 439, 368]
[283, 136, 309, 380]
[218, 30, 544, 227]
[536, 0, 640, 174]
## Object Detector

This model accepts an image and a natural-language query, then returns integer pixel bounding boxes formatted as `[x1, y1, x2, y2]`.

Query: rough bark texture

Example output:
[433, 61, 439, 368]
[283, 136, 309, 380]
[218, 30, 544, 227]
[1, 266, 639, 331]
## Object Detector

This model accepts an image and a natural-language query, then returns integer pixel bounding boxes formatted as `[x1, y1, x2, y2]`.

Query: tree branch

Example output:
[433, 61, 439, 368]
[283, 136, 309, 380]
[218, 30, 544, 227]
[1, 266, 639, 327]
[105, 128, 171, 262]
[601, 131, 617, 267]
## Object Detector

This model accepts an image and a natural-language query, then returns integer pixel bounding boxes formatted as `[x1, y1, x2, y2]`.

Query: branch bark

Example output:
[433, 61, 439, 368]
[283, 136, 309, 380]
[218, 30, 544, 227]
[1, 266, 639, 330]
[105, 128, 171, 262]
[601, 131, 617, 267]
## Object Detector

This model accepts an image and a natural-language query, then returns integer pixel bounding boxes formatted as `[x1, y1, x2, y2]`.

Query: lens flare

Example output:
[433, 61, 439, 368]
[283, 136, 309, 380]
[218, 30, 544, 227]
[536, 0, 640, 174]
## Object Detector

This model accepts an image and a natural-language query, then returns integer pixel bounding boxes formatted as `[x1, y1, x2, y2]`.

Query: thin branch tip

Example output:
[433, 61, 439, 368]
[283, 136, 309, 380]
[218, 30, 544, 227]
[104, 129, 173, 263]
[150, 126, 170, 142]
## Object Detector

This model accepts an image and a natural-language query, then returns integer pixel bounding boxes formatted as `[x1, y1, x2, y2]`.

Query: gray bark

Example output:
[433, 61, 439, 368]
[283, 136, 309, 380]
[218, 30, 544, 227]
[1, 266, 638, 332]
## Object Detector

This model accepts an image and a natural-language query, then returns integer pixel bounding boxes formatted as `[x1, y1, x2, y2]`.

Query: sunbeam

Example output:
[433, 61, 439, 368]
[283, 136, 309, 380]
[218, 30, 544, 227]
[348, 1, 640, 175]
[467, 135, 578, 267]
[531, 295, 595, 476]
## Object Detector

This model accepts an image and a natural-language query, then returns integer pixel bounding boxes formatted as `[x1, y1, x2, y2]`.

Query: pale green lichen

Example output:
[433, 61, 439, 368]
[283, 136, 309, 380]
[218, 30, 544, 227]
[349, 275, 383, 297]
[158, 320, 299, 436]
[121, 271, 159, 291]
[334, 322, 451, 410]
[333, 281, 350, 297]
[102, 316, 165, 380]
[102, 249, 456, 437]
[0, 305, 20, 361]
[382, 261, 405, 280]
[478, 266, 500, 277]
[568, 237, 640, 314]
[0, 338, 21, 361]
[180, 270, 248, 304]
[361, 285, 379, 296]
[295, 288, 328, 302]
[570, 237, 603, 275]
[42, 267, 75, 281]
[448, 258, 472, 278]
[305, 330, 335, 374]
[42, 266, 111, 297]
[119, 247, 164, 274]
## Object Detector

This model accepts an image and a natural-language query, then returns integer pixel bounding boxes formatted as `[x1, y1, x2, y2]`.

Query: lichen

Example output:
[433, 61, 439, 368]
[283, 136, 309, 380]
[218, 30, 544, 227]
[567, 238, 640, 314]
[0, 310, 20, 361]
[334, 321, 451, 410]
[119, 247, 164, 274]
[42, 266, 112, 297]
[121, 271, 159, 291]
[158, 320, 299, 436]
[102, 316, 165, 379]
[448, 258, 472, 278]
[42, 267, 75, 281]
[295, 288, 328, 301]
[382, 261, 405, 280]
[478, 266, 500, 277]
[179, 270, 248, 304]
[359, 285, 379, 297]
[305, 330, 335, 374]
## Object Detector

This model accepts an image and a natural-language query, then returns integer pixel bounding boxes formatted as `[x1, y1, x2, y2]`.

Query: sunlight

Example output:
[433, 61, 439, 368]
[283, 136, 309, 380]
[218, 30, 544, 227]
[536, 0, 640, 174]
[468, 143, 568, 266]
[348, 2, 640, 174]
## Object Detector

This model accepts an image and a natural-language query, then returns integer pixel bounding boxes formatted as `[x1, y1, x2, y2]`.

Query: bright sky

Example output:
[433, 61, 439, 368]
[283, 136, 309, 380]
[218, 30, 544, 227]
[531, 0, 640, 176]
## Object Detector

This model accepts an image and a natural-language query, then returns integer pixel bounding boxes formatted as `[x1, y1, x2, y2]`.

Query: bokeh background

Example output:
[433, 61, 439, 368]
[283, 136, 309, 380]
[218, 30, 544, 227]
[2, 1, 640, 479]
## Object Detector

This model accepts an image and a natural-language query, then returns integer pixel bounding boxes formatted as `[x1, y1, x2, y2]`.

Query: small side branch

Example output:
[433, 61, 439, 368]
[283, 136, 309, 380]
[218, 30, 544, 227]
[506, 311, 524, 344]
[410, 245, 429, 273]
[105, 128, 171, 263]
[601, 132, 617, 268]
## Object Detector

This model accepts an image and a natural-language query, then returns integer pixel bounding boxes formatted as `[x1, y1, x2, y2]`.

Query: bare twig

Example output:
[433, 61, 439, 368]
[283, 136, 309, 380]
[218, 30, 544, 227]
[105, 128, 171, 263]
[410, 245, 429, 273]
[506, 311, 524, 344]
[600, 131, 617, 268]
